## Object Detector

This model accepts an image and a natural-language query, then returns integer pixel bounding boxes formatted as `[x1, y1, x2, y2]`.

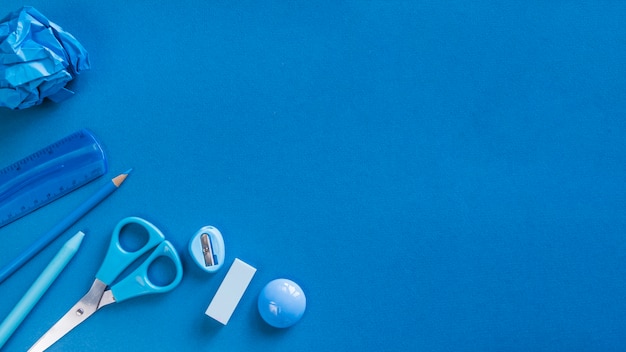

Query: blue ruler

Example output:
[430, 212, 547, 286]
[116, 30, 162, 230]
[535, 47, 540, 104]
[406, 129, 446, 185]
[0, 129, 108, 228]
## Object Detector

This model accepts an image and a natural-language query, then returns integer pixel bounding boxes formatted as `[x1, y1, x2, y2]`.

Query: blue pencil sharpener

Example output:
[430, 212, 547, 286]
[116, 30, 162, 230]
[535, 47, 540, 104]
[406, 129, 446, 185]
[188, 226, 225, 273]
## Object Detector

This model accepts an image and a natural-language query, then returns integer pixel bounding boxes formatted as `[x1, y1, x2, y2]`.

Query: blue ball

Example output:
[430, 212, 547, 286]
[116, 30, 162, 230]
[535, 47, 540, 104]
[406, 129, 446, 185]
[258, 279, 306, 328]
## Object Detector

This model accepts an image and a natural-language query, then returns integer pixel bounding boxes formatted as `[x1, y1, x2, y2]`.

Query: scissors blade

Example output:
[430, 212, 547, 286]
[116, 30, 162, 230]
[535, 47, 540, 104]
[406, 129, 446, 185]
[28, 279, 107, 352]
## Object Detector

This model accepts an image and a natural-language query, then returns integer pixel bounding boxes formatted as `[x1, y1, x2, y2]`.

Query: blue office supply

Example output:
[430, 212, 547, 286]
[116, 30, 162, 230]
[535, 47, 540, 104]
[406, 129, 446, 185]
[0, 231, 84, 349]
[205, 258, 256, 325]
[0, 170, 130, 285]
[188, 225, 225, 273]
[0, 129, 107, 229]
[28, 216, 183, 351]
[0, 6, 90, 109]
[258, 279, 306, 328]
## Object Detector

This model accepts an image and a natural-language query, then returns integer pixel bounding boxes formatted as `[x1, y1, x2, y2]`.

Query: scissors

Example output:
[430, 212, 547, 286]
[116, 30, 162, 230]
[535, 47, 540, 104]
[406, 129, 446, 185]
[29, 217, 183, 352]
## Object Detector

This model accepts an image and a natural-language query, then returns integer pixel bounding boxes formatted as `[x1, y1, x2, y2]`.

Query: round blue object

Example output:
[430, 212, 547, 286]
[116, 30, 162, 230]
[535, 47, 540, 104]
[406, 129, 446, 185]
[258, 279, 306, 328]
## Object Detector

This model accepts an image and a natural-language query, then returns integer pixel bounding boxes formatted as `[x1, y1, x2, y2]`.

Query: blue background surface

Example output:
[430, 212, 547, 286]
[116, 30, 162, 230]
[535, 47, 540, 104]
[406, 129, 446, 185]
[1, 1, 625, 351]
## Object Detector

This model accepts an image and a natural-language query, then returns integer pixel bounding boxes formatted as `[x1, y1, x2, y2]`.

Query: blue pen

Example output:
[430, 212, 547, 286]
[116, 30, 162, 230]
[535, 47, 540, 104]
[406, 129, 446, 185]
[0, 231, 85, 349]
[0, 169, 131, 285]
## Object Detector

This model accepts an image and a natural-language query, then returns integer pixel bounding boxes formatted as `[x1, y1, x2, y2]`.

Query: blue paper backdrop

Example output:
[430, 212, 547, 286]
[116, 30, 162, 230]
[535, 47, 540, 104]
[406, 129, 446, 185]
[0, 1, 625, 351]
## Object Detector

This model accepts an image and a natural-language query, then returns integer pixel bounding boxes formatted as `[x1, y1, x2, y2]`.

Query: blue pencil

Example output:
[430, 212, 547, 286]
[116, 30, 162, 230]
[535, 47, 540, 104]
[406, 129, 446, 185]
[0, 231, 85, 349]
[0, 169, 131, 285]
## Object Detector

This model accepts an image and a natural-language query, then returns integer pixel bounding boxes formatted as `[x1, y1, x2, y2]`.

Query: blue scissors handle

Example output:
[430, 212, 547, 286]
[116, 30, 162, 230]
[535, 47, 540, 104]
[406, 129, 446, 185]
[95, 217, 165, 285]
[109, 240, 183, 303]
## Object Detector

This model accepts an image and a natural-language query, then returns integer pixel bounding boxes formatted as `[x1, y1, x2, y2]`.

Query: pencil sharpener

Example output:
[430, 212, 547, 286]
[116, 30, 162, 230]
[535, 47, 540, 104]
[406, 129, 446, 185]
[188, 226, 225, 273]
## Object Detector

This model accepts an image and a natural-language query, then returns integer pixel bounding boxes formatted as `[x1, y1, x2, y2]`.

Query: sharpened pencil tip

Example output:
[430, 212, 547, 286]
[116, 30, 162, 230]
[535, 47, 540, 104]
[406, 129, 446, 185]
[112, 169, 132, 187]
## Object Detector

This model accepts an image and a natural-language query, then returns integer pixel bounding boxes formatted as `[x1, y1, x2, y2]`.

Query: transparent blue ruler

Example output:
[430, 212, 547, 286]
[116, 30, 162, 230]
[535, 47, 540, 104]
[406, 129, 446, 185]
[0, 129, 108, 228]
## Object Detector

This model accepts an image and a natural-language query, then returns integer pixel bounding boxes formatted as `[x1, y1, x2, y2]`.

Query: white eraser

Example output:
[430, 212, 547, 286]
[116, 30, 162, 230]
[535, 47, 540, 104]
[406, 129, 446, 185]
[205, 258, 257, 325]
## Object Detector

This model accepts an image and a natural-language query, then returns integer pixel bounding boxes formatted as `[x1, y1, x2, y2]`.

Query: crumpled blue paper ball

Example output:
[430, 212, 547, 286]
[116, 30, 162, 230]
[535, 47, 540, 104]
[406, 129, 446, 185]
[0, 6, 90, 109]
